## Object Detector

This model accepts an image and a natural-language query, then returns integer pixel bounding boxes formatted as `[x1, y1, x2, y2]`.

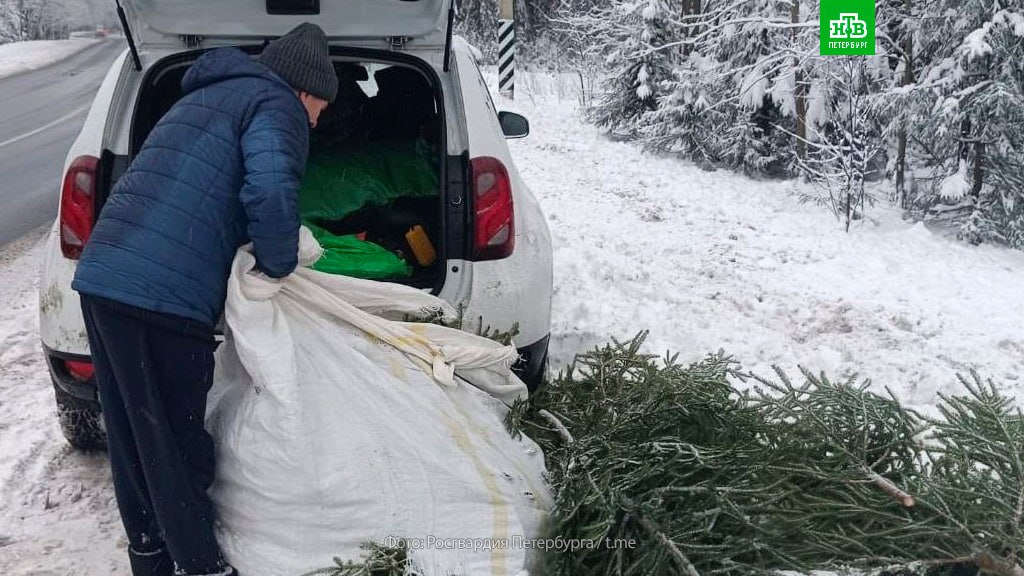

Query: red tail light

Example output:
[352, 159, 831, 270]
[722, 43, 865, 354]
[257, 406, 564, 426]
[471, 156, 515, 261]
[64, 359, 95, 381]
[60, 155, 100, 259]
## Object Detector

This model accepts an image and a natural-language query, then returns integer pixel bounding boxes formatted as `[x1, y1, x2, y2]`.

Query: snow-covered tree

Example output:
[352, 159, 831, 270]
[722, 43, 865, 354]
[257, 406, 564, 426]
[894, 0, 1024, 247]
[455, 0, 499, 63]
[720, 96, 795, 176]
[798, 58, 888, 231]
[0, 0, 75, 43]
[567, 0, 677, 139]
[642, 0, 827, 174]
[875, 0, 920, 207]
[456, 0, 608, 67]
[643, 0, 900, 190]
[544, 0, 1022, 248]
[642, 52, 731, 166]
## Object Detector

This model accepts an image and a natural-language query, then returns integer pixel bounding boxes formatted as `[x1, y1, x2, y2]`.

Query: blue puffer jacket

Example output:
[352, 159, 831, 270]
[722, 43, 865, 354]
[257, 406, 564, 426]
[73, 48, 310, 327]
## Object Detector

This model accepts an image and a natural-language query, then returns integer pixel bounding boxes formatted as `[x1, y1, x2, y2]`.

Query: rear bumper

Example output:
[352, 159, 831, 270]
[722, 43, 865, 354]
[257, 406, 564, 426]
[43, 345, 98, 403]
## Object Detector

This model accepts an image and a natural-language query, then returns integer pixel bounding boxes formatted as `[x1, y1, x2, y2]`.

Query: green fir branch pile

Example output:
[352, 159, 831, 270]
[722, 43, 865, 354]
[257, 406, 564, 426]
[510, 333, 1024, 576]
[320, 332, 1023, 576]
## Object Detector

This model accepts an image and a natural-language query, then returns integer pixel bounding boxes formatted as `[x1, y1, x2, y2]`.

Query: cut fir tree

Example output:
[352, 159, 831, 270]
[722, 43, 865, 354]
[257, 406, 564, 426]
[510, 333, 1024, 576]
[318, 333, 1022, 576]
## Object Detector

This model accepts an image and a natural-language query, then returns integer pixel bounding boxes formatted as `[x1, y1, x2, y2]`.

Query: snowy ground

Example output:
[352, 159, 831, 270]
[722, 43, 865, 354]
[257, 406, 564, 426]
[1, 73, 1023, 574]
[0, 226, 125, 575]
[0, 39, 100, 79]
[497, 71, 1024, 414]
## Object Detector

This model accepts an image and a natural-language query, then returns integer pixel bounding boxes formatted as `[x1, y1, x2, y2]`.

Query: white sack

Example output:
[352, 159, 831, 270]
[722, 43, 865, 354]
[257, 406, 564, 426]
[206, 228, 552, 576]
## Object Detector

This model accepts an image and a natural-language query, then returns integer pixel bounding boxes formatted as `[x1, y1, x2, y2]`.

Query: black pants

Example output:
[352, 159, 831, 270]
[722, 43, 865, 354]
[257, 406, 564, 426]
[80, 295, 227, 575]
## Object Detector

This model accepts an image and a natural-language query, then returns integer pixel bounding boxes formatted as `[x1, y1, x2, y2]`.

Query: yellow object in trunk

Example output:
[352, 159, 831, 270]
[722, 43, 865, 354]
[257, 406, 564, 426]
[405, 225, 437, 267]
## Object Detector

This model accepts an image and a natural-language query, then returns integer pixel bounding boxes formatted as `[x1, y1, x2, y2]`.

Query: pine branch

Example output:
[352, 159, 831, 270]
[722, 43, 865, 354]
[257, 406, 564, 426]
[622, 496, 702, 576]
[538, 409, 575, 446]
[864, 468, 916, 508]
[974, 551, 1024, 576]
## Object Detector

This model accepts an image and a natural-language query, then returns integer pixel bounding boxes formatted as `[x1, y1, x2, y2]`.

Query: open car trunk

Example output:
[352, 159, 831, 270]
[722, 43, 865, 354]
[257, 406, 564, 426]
[118, 0, 450, 49]
[128, 49, 447, 291]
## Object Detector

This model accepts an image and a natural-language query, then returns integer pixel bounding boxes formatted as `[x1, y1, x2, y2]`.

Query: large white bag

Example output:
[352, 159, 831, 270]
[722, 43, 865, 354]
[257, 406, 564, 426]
[206, 228, 551, 576]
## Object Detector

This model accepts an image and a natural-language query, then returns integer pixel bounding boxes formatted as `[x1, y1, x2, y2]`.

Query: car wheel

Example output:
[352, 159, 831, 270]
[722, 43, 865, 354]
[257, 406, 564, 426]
[53, 384, 106, 450]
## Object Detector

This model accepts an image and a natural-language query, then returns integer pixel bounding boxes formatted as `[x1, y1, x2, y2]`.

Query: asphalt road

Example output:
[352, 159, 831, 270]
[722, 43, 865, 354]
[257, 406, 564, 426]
[0, 39, 125, 249]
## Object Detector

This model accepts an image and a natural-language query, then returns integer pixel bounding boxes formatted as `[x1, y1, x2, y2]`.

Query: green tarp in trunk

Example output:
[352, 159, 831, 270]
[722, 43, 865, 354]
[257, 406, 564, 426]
[299, 139, 438, 279]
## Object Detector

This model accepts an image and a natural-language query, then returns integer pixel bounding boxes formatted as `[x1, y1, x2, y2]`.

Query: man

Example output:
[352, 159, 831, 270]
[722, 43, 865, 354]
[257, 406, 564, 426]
[71, 22, 337, 576]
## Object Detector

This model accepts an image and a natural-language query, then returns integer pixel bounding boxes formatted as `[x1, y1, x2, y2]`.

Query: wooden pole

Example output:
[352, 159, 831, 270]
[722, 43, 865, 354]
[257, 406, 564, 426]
[498, 0, 515, 98]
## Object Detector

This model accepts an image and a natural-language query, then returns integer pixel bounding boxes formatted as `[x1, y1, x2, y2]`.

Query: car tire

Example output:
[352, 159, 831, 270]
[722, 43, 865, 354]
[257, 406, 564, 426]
[53, 384, 106, 450]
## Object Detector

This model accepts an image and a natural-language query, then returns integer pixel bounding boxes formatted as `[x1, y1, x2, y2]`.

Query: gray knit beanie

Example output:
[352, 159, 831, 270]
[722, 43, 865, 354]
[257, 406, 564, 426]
[258, 23, 338, 102]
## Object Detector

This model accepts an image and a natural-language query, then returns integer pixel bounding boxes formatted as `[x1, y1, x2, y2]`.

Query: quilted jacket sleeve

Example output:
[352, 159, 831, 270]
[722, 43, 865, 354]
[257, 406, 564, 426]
[239, 98, 310, 278]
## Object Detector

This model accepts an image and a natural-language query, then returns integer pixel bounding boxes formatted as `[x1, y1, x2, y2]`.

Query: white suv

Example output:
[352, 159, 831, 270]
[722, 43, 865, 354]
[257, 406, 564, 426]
[38, 0, 553, 449]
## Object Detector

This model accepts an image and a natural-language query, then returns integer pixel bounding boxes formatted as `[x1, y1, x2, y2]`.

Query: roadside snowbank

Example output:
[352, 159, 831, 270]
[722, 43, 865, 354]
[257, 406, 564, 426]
[0, 38, 100, 79]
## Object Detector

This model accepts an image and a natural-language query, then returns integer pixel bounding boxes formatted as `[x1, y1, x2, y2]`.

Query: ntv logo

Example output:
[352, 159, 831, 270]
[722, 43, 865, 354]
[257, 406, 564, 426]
[829, 13, 868, 39]
[820, 0, 874, 54]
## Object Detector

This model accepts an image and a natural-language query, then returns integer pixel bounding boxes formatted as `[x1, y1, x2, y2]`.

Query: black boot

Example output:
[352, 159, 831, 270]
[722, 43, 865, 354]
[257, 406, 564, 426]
[128, 547, 175, 576]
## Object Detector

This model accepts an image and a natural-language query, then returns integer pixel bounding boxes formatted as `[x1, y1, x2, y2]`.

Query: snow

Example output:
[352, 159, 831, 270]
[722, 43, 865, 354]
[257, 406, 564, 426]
[805, 79, 828, 133]
[641, 0, 658, 21]
[1000, 10, 1024, 36]
[961, 9, 1024, 61]
[498, 71, 1024, 416]
[452, 36, 483, 64]
[939, 160, 970, 201]
[635, 64, 651, 99]
[961, 25, 994, 60]
[0, 226, 126, 575]
[739, 66, 768, 109]
[0, 38, 99, 79]
[1, 71, 1024, 574]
